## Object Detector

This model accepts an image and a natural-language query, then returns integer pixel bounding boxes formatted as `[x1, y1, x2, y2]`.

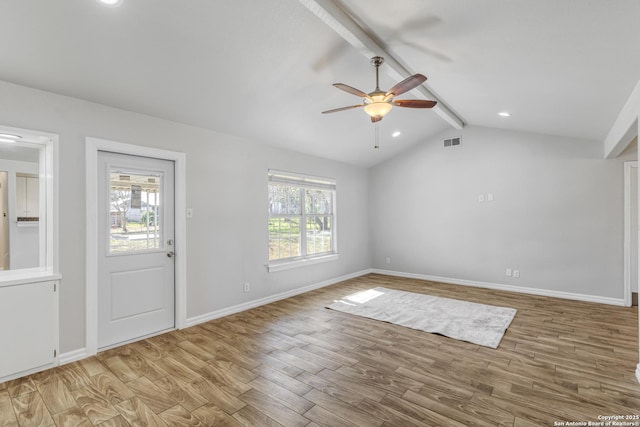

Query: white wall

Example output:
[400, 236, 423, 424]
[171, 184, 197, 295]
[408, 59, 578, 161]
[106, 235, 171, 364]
[370, 125, 635, 300]
[0, 80, 371, 353]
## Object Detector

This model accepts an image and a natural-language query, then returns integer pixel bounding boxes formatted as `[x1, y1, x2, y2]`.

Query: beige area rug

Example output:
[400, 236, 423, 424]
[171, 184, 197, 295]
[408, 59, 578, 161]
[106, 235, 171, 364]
[326, 287, 517, 348]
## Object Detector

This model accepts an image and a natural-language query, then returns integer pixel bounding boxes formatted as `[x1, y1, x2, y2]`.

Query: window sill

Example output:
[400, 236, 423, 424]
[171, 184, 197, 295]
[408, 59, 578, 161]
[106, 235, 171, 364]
[0, 269, 61, 288]
[267, 253, 339, 273]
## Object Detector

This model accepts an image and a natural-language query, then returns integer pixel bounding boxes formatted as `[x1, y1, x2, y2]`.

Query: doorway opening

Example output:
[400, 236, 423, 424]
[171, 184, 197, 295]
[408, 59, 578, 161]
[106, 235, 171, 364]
[624, 161, 638, 307]
[0, 171, 8, 270]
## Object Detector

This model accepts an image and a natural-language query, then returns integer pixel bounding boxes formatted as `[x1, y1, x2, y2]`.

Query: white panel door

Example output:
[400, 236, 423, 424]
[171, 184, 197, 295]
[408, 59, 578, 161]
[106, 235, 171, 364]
[97, 151, 175, 349]
[632, 165, 638, 295]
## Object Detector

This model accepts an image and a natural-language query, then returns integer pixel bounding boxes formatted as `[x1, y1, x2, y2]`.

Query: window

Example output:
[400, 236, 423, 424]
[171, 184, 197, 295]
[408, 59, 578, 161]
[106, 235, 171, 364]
[109, 170, 162, 253]
[268, 170, 337, 269]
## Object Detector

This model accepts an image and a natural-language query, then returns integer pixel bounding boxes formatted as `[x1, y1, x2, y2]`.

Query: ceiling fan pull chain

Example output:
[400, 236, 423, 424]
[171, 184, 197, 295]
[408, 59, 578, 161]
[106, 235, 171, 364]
[374, 122, 380, 149]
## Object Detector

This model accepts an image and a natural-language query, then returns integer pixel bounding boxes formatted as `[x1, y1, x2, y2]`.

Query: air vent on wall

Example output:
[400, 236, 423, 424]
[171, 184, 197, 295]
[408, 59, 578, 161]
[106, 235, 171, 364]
[443, 137, 461, 147]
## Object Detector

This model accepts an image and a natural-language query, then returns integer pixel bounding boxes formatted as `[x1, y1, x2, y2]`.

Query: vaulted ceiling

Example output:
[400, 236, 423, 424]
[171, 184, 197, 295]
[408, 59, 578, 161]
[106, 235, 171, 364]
[1, 0, 639, 166]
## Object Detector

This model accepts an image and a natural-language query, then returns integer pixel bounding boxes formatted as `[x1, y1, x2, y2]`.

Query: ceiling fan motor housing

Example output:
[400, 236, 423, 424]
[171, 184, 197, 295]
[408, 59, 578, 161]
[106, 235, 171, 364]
[371, 56, 385, 68]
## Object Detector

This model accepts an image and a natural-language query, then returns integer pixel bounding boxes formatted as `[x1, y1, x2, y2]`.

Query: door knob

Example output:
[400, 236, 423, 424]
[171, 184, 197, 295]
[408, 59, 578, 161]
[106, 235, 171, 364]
[167, 251, 175, 258]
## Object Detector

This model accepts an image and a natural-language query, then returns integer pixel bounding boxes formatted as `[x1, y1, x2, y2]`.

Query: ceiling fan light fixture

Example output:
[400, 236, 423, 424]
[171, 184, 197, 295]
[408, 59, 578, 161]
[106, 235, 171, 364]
[364, 101, 392, 118]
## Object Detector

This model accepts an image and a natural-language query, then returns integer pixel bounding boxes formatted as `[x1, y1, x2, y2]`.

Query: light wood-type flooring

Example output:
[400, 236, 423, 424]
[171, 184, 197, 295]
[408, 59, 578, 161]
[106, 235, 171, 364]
[1, 273, 639, 426]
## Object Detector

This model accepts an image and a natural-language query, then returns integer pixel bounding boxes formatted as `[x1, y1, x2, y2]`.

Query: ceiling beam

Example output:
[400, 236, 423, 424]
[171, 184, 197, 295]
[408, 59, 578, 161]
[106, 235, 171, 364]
[300, 0, 464, 129]
[604, 79, 640, 159]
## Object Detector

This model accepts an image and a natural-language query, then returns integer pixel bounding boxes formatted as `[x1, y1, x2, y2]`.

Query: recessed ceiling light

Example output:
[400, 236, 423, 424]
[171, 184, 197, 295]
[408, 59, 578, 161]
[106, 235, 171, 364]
[0, 133, 22, 139]
[97, 0, 122, 6]
[392, 131, 401, 138]
[498, 111, 511, 117]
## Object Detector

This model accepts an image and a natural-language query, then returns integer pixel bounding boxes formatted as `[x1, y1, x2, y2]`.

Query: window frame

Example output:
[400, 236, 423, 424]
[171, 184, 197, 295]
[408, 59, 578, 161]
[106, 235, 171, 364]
[0, 124, 59, 284]
[267, 169, 338, 272]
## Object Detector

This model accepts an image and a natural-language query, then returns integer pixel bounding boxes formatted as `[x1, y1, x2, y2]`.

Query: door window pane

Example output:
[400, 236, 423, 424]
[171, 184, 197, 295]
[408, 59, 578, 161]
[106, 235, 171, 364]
[109, 171, 162, 253]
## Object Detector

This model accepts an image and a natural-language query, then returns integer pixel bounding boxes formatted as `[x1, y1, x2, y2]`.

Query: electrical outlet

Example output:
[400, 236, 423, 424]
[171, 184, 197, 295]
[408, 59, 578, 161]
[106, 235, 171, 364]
[385, 257, 391, 264]
[243, 282, 250, 292]
[505, 268, 512, 277]
[478, 194, 485, 203]
[513, 270, 520, 278]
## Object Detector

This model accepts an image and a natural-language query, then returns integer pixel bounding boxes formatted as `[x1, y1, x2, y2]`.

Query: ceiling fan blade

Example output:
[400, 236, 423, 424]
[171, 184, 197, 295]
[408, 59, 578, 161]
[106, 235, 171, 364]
[322, 104, 364, 114]
[386, 74, 427, 97]
[392, 99, 437, 108]
[371, 116, 383, 123]
[333, 83, 371, 99]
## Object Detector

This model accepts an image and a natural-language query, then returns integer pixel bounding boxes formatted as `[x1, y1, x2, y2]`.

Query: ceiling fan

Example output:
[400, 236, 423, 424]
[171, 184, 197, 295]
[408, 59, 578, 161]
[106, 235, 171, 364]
[322, 56, 437, 123]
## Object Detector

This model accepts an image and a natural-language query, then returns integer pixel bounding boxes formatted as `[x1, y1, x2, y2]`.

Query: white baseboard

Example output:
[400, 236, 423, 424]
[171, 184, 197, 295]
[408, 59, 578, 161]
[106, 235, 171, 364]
[371, 269, 627, 306]
[636, 364, 640, 384]
[186, 269, 373, 328]
[59, 348, 87, 365]
[186, 269, 373, 327]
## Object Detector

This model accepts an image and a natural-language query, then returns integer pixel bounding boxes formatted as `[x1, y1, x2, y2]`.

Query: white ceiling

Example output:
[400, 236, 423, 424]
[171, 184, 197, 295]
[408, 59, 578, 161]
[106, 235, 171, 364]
[1, 0, 639, 167]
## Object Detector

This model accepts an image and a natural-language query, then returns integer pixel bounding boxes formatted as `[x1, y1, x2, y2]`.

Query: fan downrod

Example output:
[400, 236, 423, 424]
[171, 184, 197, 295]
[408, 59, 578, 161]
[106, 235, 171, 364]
[370, 56, 385, 91]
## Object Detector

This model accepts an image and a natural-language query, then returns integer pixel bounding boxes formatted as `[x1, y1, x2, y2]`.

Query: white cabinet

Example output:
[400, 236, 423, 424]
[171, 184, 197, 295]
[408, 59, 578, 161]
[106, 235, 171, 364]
[16, 175, 39, 218]
[0, 280, 58, 382]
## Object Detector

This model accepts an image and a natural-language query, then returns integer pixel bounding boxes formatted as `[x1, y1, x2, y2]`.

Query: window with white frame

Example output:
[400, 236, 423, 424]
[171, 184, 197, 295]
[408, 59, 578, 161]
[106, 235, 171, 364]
[268, 170, 336, 264]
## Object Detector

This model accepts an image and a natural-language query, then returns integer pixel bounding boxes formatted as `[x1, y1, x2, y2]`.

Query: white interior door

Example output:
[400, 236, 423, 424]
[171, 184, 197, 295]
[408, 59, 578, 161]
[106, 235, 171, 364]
[97, 151, 175, 349]
[632, 164, 638, 297]
[0, 171, 8, 270]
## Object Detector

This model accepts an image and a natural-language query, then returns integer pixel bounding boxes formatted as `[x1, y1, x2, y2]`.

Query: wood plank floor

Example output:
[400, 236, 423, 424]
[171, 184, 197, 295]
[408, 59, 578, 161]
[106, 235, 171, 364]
[1, 273, 639, 426]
